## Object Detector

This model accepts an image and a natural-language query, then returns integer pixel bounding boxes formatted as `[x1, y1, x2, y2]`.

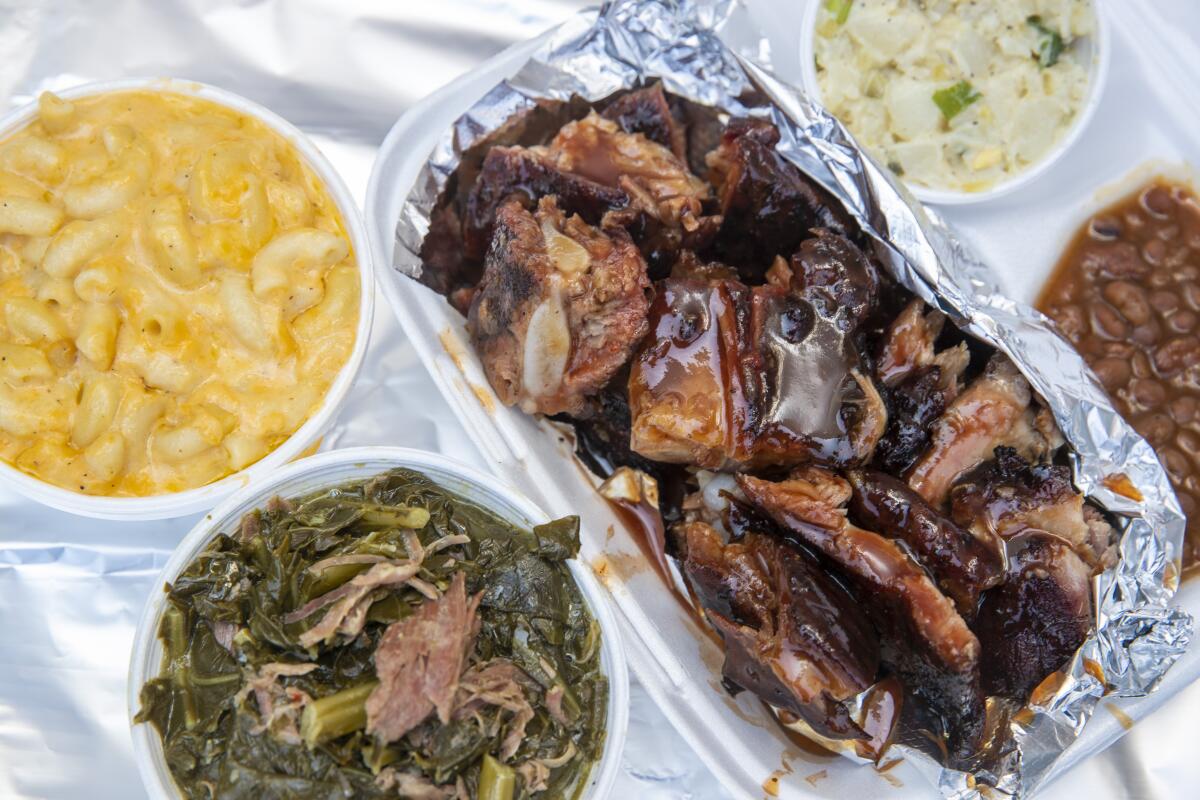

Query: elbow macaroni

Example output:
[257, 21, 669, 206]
[0, 89, 359, 496]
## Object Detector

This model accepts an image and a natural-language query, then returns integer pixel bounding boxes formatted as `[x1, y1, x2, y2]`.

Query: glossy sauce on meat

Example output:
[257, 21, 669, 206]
[682, 521, 883, 740]
[1037, 179, 1200, 569]
[974, 533, 1092, 699]
[628, 279, 739, 466]
[755, 289, 864, 461]
[628, 279, 871, 469]
[847, 469, 1004, 615]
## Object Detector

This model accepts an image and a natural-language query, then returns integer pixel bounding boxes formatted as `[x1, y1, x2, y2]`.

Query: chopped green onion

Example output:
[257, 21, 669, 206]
[1027, 15, 1064, 68]
[362, 740, 399, 774]
[161, 604, 190, 663]
[299, 680, 378, 747]
[478, 754, 516, 800]
[825, 0, 853, 25]
[932, 81, 982, 122]
[886, 160, 905, 177]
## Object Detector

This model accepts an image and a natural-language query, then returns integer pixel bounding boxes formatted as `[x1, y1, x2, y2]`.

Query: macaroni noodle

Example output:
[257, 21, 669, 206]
[0, 89, 359, 495]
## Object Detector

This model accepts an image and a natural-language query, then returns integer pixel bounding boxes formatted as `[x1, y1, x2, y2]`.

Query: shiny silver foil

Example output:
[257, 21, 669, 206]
[390, 1, 1194, 796]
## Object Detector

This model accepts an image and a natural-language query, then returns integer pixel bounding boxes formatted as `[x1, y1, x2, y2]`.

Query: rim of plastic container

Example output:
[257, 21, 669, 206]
[797, 0, 1112, 206]
[0, 77, 375, 520]
[126, 446, 630, 800]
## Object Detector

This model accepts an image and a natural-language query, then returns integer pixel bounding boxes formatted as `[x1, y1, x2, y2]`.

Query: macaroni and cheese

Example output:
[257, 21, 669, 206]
[0, 89, 360, 495]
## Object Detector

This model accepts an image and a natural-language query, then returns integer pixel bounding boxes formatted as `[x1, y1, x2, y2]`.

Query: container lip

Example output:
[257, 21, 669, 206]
[126, 445, 630, 800]
[0, 77, 375, 521]
[797, 0, 1112, 206]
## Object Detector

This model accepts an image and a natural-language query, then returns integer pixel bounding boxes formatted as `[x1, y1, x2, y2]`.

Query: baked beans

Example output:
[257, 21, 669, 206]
[1039, 179, 1200, 570]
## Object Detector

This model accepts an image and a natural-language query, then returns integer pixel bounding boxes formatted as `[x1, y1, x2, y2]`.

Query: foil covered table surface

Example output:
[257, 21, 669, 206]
[0, 1, 1198, 798]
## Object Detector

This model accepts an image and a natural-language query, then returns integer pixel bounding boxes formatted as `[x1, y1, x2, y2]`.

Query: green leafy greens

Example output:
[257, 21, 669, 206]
[136, 469, 607, 800]
[1027, 15, 1065, 68]
[932, 80, 982, 122]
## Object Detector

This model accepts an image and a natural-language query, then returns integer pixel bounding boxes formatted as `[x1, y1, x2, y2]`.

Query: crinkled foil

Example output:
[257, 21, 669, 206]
[390, 0, 1193, 796]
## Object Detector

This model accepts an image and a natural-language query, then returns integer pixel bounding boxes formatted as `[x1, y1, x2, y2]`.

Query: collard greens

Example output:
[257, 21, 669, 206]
[136, 469, 607, 800]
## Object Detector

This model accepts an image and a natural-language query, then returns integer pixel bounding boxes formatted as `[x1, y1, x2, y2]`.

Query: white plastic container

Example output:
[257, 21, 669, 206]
[364, 2, 1200, 797]
[126, 445, 629, 800]
[0, 78, 375, 521]
[797, 0, 1110, 206]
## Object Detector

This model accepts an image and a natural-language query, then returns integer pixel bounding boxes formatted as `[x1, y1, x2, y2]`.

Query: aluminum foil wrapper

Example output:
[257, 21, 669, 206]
[390, 0, 1194, 796]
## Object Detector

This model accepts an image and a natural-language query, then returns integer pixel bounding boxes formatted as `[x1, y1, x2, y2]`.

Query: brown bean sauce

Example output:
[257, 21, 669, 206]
[1037, 179, 1200, 570]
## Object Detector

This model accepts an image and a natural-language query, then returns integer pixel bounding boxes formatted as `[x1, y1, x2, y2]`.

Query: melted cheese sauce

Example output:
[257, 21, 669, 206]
[0, 89, 359, 496]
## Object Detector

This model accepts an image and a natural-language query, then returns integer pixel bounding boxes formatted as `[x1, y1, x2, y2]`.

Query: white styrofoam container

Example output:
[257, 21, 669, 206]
[0, 78, 375, 521]
[364, 1, 1200, 796]
[127, 446, 630, 800]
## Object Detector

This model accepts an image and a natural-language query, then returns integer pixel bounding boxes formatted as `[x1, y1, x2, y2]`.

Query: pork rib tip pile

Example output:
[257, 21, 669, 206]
[420, 83, 1117, 766]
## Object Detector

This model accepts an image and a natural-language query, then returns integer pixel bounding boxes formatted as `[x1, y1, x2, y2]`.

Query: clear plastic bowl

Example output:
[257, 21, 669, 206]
[126, 446, 630, 800]
[0, 78, 375, 520]
[798, 0, 1111, 206]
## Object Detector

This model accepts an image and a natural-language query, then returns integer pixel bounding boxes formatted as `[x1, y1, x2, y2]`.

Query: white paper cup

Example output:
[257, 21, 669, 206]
[127, 446, 630, 800]
[798, 0, 1111, 206]
[0, 78, 375, 520]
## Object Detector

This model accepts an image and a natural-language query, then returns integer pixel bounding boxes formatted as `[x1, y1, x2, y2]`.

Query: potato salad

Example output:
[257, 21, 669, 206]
[813, 0, 1096, 193]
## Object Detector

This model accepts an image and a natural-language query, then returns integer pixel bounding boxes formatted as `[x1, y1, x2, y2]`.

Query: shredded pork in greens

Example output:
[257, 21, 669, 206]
[136, 468, 606, 800]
